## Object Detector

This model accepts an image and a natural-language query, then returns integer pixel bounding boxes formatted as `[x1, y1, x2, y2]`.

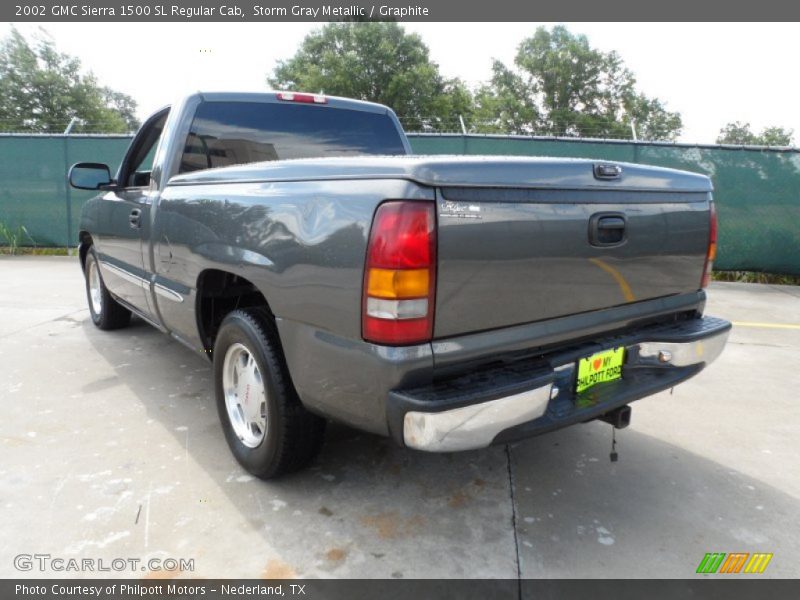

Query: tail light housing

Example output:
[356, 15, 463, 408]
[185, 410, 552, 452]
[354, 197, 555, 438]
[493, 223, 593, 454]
[362, 201, 436, 345]
[701, 201, 717, 288]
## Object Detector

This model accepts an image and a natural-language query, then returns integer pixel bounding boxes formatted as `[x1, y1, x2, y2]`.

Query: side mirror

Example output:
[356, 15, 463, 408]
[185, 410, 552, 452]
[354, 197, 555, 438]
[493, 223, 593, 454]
[68, 162, 113, 190]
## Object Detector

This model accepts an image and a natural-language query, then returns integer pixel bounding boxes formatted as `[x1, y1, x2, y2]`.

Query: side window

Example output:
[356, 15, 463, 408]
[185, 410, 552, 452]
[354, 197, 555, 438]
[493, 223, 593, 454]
[137, 143, 158, 174]
[121, 110, 168, 188]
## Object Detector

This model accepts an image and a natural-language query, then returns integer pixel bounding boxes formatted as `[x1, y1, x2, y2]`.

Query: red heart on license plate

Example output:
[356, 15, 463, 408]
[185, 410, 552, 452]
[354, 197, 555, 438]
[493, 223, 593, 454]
[593, 358, 602, 371]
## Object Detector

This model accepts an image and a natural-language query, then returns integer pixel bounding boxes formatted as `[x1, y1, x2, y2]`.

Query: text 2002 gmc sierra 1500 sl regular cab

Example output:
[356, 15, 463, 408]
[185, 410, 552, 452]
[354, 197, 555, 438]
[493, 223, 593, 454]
[69, 92, 730, 479]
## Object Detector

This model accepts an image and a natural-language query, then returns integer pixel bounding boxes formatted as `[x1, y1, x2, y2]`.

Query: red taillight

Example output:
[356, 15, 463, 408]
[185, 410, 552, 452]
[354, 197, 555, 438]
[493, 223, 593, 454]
[276, 91, 327, 104]
[701, 201, 717, 288]
[363, 201, 436, 345]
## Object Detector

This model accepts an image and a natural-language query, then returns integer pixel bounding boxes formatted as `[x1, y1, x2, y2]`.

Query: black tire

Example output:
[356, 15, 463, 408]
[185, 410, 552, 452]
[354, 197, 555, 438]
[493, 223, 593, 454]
[213, 308, 326, 479]
[84, 247, 131, 330]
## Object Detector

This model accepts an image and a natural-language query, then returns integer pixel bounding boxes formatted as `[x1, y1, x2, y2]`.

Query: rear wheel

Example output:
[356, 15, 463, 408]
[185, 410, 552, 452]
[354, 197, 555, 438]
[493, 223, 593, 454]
[213, 308, 326, 479]
[84, 247, 131, 330]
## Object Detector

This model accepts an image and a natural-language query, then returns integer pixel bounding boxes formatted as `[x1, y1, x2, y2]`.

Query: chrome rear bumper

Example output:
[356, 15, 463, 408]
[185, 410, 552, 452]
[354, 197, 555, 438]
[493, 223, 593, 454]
[403, 386, 552, 452]
[399, 316, 731, 452]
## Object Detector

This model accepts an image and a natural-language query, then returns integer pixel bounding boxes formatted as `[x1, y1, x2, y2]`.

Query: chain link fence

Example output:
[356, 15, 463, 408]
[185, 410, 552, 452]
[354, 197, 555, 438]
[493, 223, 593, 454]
[1, 132, 798, 275]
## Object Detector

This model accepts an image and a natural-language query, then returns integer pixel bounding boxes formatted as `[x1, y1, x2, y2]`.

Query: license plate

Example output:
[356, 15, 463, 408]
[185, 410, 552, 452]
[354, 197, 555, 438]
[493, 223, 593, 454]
[576, 347, 625, 393]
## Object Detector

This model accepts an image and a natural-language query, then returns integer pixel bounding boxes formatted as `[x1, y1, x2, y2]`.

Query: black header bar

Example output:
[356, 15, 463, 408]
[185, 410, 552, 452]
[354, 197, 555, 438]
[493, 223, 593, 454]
[4, 0, 800, 22]
[3, 579, 800, 600]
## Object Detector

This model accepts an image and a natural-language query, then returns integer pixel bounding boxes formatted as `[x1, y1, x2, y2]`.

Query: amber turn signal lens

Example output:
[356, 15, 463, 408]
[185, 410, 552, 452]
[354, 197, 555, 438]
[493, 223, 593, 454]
[366, 268, 429, 299]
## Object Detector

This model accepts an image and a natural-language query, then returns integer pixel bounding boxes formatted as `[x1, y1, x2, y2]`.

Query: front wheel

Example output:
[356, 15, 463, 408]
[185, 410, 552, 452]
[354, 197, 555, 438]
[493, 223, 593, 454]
[213, 308, 326, 479]
[84, 247, 131, 330]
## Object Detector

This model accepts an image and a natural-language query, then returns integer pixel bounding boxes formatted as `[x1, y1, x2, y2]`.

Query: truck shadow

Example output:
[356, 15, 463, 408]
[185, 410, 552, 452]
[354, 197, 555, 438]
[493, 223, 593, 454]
[82, 317, 799, 578]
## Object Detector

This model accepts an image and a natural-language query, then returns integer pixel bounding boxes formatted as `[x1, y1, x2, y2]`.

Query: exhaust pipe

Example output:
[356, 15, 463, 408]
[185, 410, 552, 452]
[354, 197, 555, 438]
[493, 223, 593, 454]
[599, 405, 631, 429]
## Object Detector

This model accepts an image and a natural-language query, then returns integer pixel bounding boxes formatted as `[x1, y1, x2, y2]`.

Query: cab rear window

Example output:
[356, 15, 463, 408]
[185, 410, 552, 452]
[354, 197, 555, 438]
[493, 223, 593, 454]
[179, 101, 406, 173]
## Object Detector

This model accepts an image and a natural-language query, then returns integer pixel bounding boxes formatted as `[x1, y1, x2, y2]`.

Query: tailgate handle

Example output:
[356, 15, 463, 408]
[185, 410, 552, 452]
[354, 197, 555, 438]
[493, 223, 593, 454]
[594, 163, 622, 180]
[590, 214, 626, 246]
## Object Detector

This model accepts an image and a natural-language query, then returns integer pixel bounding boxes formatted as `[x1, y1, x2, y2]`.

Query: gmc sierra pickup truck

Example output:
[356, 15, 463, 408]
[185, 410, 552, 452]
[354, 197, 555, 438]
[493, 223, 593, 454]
[69, 92, 730, 479]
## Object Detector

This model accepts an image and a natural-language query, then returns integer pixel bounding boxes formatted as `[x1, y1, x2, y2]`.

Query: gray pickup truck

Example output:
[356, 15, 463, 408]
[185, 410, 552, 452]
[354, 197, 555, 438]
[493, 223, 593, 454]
[69, 91, 730, 479]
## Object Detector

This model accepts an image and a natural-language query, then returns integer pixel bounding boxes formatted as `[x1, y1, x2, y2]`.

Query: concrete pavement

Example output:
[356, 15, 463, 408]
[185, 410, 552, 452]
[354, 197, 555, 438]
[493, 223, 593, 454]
[1, 257, 797, 579]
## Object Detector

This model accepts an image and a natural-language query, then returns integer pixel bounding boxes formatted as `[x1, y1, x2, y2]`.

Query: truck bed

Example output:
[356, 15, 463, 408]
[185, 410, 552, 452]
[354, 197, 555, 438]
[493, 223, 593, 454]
[169, 154, 712, 340]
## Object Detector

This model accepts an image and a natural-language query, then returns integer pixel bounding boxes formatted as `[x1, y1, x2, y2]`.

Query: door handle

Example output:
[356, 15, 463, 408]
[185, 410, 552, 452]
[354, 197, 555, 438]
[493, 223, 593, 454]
[589, 213, 626, 246]
[129, 208, 142, 229]
[598, 216, 625, 231]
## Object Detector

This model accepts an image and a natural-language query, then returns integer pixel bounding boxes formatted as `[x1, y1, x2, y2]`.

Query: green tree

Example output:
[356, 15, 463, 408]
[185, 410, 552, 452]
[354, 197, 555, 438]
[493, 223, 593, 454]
[717, 121, 794, 146]
[0, 27, 139, 133]
[716, 122, 757, 145]
[268, 22, 473, 131]
[759, 126, 794, 146]
[473, 26, 682, 140]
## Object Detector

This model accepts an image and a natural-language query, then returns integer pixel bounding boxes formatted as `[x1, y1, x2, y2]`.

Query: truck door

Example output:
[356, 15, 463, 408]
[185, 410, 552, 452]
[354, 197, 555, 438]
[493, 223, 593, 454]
[94, 109, 168, 318]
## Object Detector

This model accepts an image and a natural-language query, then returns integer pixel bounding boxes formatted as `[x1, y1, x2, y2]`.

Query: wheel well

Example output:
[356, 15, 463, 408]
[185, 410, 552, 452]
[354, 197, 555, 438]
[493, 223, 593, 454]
[78, 232, 93, 270]
[196, 270, 274, 354]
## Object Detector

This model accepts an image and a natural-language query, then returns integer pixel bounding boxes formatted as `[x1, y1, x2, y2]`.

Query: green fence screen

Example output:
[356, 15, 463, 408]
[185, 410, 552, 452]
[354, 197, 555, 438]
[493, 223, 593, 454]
[409, 135, 800, 275]
[1, 133, 798, 275]
[0, 134, 131, 247]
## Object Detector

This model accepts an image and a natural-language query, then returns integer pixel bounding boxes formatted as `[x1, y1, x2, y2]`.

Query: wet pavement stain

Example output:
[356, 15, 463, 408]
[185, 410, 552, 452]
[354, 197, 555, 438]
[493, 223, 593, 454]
[360, 512, 426, 540]
[325, 548, 346, 562]
[260, 558, 296, 579]
[448, 490, 470, 509]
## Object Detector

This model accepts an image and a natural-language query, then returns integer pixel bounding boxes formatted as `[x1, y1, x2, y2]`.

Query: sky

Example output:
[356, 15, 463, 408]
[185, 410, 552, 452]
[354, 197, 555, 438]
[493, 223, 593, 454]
[2, 22, 799, 144]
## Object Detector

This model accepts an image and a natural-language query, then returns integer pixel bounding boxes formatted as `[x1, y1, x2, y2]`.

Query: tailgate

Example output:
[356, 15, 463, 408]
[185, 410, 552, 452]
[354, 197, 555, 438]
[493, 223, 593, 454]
[432, 162, 712, 338]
